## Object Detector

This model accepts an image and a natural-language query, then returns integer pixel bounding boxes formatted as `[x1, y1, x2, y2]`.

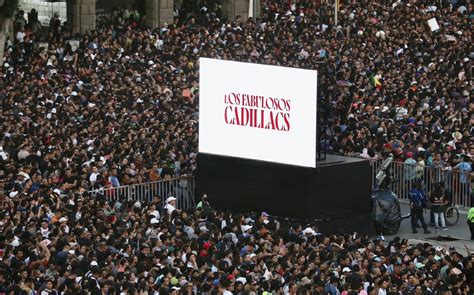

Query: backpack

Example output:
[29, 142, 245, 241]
[409, 190, 426, 209]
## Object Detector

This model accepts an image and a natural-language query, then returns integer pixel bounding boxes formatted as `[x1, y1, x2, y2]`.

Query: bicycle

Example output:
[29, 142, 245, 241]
[402, 205, 459, 226]
[444, 205, 459, 226]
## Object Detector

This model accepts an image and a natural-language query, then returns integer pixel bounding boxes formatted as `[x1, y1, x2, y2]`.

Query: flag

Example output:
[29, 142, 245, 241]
[370, 74, 382, 89]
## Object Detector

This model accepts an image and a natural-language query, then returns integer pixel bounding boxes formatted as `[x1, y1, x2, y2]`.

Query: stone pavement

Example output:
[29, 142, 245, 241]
[381, 202, 474, 256]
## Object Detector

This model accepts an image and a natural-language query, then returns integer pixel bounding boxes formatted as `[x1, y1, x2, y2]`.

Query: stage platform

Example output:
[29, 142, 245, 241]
[197, 154, 375, 234]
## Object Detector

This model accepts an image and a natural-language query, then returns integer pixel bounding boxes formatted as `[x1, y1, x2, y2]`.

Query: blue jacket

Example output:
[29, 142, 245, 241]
[409, 189, 426, 209]
[324, 283, 340, 295]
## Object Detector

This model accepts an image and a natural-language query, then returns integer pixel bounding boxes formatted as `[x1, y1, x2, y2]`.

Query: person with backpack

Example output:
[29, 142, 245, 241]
[408, 182, 431, 234]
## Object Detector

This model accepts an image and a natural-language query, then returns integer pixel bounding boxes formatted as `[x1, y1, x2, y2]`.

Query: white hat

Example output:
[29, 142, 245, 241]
[452, 131, 462, 141]
[342, 267, 352, 273]
[382, 106, 390, 112]
[302, 227, 316, 235]
[150, 217, 159, 224]
[68, 250, 75, 255]
[51, 108, 57, 114]
[236, 277, 247, 285]
[241, 225, 253, 232]
[17, 171, 30, 180]
[53, 188, 62, 195]
[59, 217, 68, 223]
[179, 279, 188, 287]
[166, 197, 176, 203]
[90, 261, 98, 266]
[9, 191, 18, 198]
[71, 91, 78, 96]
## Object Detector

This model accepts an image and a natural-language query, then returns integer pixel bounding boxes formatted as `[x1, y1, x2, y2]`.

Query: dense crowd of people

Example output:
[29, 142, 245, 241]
[0, 0, 472, 195]
[0, 192, 473, 294]
[0, 0, 473, 293]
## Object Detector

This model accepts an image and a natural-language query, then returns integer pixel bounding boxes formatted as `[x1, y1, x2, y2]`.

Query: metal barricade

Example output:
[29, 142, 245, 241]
[88, 177, 196, 209]
[370, 160, 472, 209]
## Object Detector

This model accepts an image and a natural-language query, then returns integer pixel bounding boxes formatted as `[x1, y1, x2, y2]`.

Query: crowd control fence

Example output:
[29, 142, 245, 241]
[88, 177, 196, 210]
[370, 160, 472, 210]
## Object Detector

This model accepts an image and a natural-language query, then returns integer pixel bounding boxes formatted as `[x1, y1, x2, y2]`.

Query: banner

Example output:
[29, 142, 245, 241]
[199, 58, 317, 167]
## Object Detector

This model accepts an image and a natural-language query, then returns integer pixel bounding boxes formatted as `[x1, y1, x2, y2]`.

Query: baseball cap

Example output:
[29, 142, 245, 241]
[166, 197, 176, 203]
[241, 225, 253, 232]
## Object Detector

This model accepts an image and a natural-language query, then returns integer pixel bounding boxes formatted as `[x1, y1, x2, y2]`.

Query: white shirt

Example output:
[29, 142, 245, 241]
[62, 224, 70, 234]
[149, 210, 160, 219]
[16, 31, 25, 42]
[165, 203, 176, 215]
[89, 172, 99, 184]
[41, 227, 50, 238]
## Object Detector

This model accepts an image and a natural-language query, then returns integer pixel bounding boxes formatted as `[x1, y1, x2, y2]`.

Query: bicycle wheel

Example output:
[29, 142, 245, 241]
[445, 207, 459, 226]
